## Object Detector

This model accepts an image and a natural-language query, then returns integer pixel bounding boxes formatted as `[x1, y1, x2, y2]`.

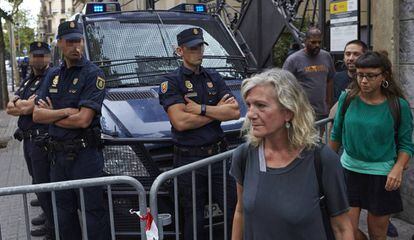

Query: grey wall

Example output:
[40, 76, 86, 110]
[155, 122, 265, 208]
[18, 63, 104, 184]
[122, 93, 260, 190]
[400, 0, 414, 108]
[397, 0, 414, 224]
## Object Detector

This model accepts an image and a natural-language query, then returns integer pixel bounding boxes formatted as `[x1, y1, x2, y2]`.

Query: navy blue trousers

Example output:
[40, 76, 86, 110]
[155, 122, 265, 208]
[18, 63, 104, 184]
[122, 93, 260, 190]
[174, 150, 236, 240]
[23, 138, 54, 229]
[50, 147, 109, 240]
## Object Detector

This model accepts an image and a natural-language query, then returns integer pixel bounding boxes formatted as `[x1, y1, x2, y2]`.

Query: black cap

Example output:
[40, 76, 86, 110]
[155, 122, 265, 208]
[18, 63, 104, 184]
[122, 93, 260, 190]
[57, 21, 83, 40]
[177, 28, 208, 47]
[29, 41, 51, 54]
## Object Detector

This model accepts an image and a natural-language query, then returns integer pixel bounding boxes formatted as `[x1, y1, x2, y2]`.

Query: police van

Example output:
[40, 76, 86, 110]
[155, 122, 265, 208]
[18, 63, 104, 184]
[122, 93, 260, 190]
[52, 1, 249, 237]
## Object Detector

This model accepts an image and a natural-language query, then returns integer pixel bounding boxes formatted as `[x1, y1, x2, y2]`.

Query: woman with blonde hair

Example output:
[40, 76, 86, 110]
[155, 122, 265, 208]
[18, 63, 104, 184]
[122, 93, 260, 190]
[230, 68, 353, 239]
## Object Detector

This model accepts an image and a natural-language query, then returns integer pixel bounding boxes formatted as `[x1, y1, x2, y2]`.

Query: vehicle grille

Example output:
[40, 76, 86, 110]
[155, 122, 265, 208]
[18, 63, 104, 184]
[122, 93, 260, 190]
[227, 84, 241, 91]
[102, 140, 161, 189]
[103, 145, 150, 177]
[106, 91, 156, 101]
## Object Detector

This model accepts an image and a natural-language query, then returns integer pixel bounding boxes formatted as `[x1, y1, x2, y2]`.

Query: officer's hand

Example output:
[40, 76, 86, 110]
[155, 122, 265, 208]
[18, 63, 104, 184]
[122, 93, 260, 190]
[184, 96, 201, 115]
[217, 94, 235, 106]
[38, 97, 53, 109]
[28, 94, 37, 102]
[11, 95, 20, 102]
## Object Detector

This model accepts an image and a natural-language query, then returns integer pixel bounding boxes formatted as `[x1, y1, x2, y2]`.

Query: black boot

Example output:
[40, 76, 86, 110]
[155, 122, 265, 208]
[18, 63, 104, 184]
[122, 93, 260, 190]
[31, 225, 48, 237]
[30, 198, 41, 207]
[31, 212, 46, 226]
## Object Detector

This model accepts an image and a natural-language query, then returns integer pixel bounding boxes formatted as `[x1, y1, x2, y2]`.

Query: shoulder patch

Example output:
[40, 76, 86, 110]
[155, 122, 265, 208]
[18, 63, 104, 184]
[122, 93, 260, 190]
[96, 76, 105, 90]
[160, 81, 168, 94]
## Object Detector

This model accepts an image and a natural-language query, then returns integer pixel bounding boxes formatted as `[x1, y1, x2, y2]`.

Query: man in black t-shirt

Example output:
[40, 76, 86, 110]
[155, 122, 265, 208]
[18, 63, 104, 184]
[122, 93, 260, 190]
[333, 40, 368, 103]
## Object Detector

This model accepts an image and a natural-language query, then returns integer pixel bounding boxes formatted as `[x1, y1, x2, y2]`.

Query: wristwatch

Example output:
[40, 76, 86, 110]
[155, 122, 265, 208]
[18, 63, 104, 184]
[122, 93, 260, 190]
[200, 104, 206, 116]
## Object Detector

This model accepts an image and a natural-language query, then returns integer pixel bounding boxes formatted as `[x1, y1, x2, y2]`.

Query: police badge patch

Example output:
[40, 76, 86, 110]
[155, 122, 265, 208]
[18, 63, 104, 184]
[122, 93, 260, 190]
[52, 76, 59, 87]
[37, 42, 42, 48]
[160, 81, 168, 93]
[185, 80, 193, 89]
[73, 78, 78, 85]
[96, 77, 105, 90]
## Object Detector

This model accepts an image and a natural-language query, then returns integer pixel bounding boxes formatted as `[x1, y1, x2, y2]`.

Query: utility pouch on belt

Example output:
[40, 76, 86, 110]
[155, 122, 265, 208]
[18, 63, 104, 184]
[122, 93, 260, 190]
[34, 133, 50, 151]
[85, 127, 103, 148]
[13, 129, 24, 142]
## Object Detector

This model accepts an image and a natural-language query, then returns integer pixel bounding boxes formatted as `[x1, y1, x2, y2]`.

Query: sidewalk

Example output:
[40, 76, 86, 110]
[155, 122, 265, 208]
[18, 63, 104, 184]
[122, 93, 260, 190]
[0, 110, 42, 240]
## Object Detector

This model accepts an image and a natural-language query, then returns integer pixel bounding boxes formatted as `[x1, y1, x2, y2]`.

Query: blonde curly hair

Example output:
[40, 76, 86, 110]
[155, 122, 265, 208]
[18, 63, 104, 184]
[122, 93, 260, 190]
[241, 68, 319, 149]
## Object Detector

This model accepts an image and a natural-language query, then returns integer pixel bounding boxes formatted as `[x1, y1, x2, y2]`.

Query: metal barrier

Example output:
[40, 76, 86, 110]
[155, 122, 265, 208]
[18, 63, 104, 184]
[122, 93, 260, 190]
[149, 117, 334, 240]
[150, 150, 234, 240]
[0, 176, 148, 240]
[316, 117, 334, 143]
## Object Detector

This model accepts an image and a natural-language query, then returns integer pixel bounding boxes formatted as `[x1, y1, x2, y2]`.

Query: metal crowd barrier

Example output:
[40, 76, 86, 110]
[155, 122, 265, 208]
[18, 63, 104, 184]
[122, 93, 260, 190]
[316, 117, 334, 143]
[149, 117, 334, 240]
[0, 176, 148, 240]
[150, 150, 234, 240]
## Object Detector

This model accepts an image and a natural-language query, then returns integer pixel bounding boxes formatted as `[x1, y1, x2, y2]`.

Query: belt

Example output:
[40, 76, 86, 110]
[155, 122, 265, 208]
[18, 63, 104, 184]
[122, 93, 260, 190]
[48, 138, 89, 152]
[28, 129, 47, 138]
[16, 129, 47, 140]
[174, 140, 227, 157]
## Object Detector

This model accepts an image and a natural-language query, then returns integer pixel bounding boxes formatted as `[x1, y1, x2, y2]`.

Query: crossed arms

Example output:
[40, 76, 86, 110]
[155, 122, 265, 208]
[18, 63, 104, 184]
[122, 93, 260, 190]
[6, 95, 37, 116]
[32, 97, 95, 129]
[167, 93, 240, 132]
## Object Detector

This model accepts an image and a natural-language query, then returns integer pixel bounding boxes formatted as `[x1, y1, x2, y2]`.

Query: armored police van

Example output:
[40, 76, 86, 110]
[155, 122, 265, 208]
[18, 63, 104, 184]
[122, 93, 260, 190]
[53, 1, 249, 237]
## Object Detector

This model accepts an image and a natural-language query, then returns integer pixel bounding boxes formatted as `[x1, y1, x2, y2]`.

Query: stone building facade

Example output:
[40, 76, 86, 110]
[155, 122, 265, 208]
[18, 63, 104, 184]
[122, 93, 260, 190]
[37, 0, 84, 44]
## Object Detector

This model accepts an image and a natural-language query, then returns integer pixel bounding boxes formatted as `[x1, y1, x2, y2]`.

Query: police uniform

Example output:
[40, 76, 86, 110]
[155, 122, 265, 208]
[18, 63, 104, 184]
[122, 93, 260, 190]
[158, 28, 236, 240]
[13, 41, 55, 236]
[36, 21, 108, 240]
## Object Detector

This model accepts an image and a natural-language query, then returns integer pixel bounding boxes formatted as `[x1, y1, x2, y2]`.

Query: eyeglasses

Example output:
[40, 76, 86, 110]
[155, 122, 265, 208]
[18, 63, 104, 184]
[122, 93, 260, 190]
[356, 72, 383, 81]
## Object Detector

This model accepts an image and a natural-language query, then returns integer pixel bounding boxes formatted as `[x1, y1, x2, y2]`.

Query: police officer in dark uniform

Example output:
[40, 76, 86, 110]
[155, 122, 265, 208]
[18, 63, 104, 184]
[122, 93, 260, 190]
[158, 28, 240, 240]
[6, 41, 55, 239]
[33, 21, 109, 240]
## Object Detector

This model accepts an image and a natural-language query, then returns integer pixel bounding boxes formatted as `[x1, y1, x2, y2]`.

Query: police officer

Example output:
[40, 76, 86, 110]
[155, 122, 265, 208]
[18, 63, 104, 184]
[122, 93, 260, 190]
[159, 28, 240, 240]
[6, 41, 55, 239]
[33, 21, 109, 240]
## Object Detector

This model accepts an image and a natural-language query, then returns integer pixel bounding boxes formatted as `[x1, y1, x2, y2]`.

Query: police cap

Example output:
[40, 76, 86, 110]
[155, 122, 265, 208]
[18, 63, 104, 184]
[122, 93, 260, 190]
[29, 41, 51, 54]
[177, 28, 209, 47]
[57, 21, 83, 40]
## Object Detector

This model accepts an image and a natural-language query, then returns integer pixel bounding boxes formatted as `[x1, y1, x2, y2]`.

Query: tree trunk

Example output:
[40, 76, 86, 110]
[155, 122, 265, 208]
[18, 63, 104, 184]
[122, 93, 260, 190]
[0, 18, 9, 109]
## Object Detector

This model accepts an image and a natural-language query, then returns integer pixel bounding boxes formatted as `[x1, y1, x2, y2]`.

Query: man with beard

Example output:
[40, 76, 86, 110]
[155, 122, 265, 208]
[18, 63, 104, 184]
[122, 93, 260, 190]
[33, 21, 109, 240]
[6, 41, 55, 239]
[158, 28, 239, 240]
[333, 40, 368, 103]
[283, 27, 335, 120]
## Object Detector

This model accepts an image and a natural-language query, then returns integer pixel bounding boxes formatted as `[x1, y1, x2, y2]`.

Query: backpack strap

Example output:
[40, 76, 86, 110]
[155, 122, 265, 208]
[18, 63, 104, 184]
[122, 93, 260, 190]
[239, 142, 249, 176]
[340, 92, 353, 117]
[387, 96, 401, 145]
[313, 144, 324, 200]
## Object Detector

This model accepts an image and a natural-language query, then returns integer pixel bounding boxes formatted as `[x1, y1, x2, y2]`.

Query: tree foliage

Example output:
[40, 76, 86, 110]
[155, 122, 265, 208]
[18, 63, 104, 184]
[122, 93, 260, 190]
[3, 10, 35, 58]
[0, 0, 24, 109]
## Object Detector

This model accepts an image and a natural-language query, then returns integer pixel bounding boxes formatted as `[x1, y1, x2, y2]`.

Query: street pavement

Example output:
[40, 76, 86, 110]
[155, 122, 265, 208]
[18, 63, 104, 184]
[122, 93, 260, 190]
[0, 95, 413, 239]
[0, 110, 43, 240]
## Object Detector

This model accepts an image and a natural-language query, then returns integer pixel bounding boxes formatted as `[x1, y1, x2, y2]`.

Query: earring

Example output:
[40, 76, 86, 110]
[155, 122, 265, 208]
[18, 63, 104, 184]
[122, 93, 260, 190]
[285, 121, 291, 129]
[382, 80, 389, 88]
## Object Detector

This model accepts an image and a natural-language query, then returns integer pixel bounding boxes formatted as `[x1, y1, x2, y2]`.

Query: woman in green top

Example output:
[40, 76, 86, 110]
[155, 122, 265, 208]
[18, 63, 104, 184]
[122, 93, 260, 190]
[330, 51, 414, 240]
